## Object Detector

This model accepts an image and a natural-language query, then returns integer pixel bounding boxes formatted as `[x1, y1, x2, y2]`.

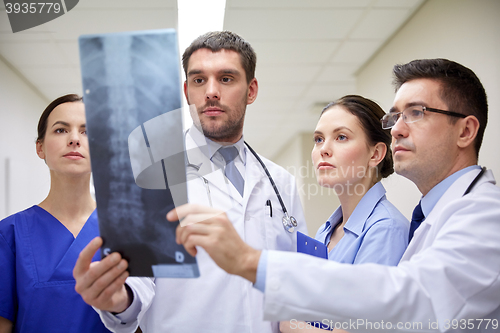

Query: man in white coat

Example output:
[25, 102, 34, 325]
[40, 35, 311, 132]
[73, 31, 306, 333]
[172, 58, 500, 332]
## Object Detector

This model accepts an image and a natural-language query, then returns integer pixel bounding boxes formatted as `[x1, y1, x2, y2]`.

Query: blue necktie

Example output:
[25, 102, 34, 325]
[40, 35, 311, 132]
[408, 201, 425, 243]
[219, 146, 244, 196]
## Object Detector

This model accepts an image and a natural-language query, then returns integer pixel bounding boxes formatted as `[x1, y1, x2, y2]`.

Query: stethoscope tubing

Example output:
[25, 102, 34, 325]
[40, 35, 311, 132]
[184, 129, 296, 232]
[463, 166, 486, 196]
[243, 141, 290, 216]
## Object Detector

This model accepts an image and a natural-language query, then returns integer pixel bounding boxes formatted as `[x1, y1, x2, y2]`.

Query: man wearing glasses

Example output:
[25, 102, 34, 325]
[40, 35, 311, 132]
[171, 58, 500, 332]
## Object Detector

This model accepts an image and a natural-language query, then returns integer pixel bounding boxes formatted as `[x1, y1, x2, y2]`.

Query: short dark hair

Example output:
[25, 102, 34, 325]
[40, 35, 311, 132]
[393, 59, 488, 158]
[37, 94, 83, 142]
[321, 95, 394, 181]
[182, 31, 257, 84]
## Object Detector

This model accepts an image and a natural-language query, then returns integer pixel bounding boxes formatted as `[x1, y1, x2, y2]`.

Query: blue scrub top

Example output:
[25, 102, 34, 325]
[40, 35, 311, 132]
[315, 182, 409, 265]
[0, 206, 110, 333]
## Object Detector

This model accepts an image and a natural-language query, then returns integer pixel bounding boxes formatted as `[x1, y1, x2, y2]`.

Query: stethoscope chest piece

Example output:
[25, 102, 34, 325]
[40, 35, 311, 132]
[282, 213, 298, 233]
[186, 132, 300, 234]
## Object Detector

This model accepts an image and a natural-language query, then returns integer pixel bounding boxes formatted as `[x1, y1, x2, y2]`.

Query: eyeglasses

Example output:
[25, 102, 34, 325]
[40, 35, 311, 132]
[381, 105, 467, 129]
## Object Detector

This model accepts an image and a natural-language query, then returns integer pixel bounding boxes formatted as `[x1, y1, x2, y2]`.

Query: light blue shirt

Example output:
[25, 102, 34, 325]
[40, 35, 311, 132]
[255, 167, 484, 293]
[255, 182, 409, 292]
[315, 182, 409, 265]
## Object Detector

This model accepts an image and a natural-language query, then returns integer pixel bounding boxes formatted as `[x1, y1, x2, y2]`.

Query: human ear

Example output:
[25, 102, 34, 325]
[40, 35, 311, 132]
[246, 78, 258, 105]
[457, 115, 480, 149]
[36, 141, 45, 160]
[183, 81, 190, 104]
[368, 142, 387, 169]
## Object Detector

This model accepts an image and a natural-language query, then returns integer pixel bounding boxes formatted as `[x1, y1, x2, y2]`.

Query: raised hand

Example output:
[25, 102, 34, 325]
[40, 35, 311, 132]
[73, 237, 131, 313]
[167, 204, 261, 283]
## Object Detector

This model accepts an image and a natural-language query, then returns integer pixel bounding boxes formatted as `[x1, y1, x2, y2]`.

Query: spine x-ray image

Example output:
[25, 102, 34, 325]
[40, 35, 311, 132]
[79, 29, 199, 278]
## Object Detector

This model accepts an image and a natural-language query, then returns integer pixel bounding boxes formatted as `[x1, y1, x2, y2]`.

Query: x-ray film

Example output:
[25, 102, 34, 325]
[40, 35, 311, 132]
[79, 29, 199, 278]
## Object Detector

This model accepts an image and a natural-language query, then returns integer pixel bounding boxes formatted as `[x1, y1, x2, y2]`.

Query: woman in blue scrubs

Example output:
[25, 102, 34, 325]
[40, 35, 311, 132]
[280, 95, 409, 332]
[0, 95, 110, 333]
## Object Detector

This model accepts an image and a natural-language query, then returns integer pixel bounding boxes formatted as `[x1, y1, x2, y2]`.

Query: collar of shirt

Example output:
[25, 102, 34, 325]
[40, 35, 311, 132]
[188, 125, 247, 166]
[317, 182, 386, 244]
[420, 165, 481, 218]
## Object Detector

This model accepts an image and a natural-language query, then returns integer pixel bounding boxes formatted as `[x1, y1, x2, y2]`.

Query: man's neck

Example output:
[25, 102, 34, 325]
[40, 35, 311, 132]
[419, 163, 478, 196]
[418, 152, 477, 195]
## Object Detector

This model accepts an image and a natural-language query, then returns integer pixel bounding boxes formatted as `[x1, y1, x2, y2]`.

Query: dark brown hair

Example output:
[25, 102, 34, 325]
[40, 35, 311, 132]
[182, 31, 256, 84]
[321, 95, 394, 181]
[393, 59, 487, 158]
[37, 94, 83, 142]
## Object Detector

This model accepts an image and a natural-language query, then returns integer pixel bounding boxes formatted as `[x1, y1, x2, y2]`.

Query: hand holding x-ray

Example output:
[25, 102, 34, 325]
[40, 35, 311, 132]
[167, 204, 262, 284]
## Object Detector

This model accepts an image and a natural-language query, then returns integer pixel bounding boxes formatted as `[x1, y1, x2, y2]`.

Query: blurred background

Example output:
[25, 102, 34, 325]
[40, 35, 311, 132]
[1, 0, 499, 235]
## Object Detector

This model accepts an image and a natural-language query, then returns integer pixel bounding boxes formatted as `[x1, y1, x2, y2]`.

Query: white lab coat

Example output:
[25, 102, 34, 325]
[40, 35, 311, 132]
[98, 126, 306, 333]
[263, 168, 500, 333]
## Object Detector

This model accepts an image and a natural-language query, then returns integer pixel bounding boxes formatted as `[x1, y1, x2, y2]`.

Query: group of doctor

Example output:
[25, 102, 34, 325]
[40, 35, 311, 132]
[168, 47, 500, 332]
[0, 30, 498, 333]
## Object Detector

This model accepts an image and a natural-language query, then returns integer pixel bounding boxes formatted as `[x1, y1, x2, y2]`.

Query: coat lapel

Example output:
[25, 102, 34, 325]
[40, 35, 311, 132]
[401, 168, 492, 261]
[185, 127, 243, 205]
[241, 151, 266, 209]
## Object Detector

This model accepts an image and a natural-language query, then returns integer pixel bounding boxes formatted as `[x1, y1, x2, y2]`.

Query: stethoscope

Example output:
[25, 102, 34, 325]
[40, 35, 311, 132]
[463, 166, 486, 196]
[244, 141, 298, 233]
[185, 131, 298, 233]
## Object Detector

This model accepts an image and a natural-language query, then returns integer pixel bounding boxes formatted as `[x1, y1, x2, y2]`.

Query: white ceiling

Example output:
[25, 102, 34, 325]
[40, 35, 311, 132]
[0, 0, 424, 159]
[0, 0, 178, 99]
